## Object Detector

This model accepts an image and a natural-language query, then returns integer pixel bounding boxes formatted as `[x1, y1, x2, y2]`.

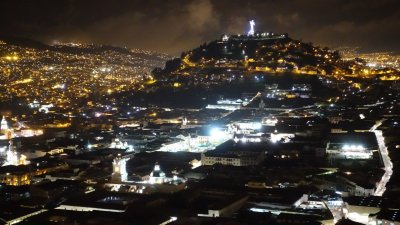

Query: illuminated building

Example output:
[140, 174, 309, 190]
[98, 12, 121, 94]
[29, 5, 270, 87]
[0, 165, 31, 186]
[145, 162, 186, 185]
[325, 143, 373, 159]
[111, 154, 130, 183]
[201, 141, 265, 166]
[17, 128, 44, 137]
[110, 138, 133, 151]
[201, 152, 242, 166]
[206, 98, 248, 111]
[262, 116, 278, 126]
[325, 133, 377, 160]
[234, 121, 262, 133]
[149, 162, 166, 184]
[343, 196, 382, 224]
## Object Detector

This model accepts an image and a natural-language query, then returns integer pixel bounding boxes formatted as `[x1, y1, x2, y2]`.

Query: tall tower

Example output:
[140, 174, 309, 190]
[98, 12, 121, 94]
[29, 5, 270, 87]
[112, 155, 129, 183]
[182, 117, 188, 126]
[1, 116, 8, 131]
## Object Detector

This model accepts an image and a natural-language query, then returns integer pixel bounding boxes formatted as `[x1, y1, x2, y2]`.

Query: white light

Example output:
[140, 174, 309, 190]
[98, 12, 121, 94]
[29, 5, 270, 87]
[253, 122, 262, 130]
[127, 145, 134, 152]
[271, 133, 281, 143]
[359, 114, 365, 119]
[210, 128, 224, 138]
[250, 208, 267, 213]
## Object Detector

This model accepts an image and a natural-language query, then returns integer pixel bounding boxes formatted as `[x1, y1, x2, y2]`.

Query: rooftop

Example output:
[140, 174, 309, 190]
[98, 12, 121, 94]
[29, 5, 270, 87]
[344, 196, 383, 208]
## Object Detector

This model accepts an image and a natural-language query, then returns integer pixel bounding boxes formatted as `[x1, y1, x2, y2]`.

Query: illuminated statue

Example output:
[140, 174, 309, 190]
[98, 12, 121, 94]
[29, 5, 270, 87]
[248, 20, 255, 36]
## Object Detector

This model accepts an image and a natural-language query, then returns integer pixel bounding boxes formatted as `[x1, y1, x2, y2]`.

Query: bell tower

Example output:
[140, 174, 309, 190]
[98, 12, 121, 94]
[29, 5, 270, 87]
[112, 154, 129, 183]
[1, 116, 8, 131]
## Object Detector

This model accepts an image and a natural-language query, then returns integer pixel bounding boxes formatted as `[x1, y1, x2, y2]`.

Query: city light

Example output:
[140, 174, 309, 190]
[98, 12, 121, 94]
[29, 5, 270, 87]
[342, 144, 364, 151]
[210, 127, 225, 138]
[0, 7, 399, 225]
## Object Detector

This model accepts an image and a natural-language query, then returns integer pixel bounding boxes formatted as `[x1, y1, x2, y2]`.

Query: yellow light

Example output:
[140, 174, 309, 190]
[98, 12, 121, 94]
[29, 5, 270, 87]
[4, 55, 19, 61]
[353, 83, 361, 89]
[145, 79, 157, 85]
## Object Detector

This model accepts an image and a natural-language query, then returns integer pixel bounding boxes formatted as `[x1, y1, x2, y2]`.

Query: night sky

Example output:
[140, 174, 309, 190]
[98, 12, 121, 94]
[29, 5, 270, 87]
[1, 0, 399, 55]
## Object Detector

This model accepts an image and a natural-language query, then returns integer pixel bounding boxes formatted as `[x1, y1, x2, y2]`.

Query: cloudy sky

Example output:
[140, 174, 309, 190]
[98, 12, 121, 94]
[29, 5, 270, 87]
[0, 0, 399, 55]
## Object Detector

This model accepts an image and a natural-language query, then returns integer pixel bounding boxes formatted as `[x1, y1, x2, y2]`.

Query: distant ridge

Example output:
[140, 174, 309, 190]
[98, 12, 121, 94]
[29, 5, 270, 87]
[0, 36, 50, 50]
[0, 36, 164, 58]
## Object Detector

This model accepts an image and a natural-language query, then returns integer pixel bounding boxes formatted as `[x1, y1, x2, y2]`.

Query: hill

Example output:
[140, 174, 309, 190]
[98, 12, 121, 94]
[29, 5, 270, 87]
[153, 32, 398, 85]
[0, 37, 170, 107]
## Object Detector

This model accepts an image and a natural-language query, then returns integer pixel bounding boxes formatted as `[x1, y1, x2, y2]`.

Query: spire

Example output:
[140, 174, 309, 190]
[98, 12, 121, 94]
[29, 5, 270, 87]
[154, 162, 161, 171]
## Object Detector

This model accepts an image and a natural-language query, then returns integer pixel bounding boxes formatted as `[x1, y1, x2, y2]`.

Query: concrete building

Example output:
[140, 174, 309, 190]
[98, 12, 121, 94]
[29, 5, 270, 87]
[343, 196, 382, 224]
[371, 209, 400, 225]
[325, 133, 378, 159]
[201, 151, 264, 166]
[201, 141, 265, 166]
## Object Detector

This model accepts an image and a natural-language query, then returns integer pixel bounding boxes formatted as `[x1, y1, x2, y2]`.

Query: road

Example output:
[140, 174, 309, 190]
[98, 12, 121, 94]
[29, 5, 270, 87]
[370, 121, 393, 196]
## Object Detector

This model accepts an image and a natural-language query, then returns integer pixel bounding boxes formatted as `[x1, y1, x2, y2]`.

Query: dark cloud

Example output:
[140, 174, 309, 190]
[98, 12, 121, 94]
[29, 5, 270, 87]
[0, 0, 399, 55]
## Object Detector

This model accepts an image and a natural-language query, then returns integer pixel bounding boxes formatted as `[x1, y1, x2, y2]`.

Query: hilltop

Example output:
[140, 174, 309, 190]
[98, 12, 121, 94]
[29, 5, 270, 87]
[153, 32, 398, 85]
